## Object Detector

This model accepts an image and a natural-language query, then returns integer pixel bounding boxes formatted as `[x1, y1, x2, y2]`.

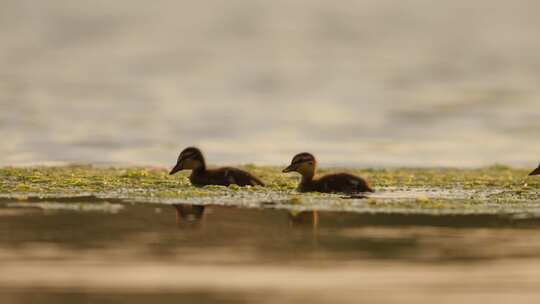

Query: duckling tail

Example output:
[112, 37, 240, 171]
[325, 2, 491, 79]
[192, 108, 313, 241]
[252, 176, 265, 186]
[359, 179, 374, 193]
[366, 184, 375, 192]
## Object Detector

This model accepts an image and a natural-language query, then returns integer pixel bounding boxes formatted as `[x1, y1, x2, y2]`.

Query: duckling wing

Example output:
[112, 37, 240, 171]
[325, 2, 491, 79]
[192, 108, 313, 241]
[209, 167, 265, 187]
[317, 173, 373, 193]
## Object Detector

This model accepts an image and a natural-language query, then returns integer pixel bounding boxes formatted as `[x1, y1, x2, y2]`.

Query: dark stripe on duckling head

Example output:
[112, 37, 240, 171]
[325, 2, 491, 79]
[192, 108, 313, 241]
[180, 147, 203, 160]
[291, 153, 315, 165]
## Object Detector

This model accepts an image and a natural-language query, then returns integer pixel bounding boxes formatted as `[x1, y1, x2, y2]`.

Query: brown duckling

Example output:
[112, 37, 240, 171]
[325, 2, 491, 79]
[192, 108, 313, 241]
[169, 147, 264, 187]
[283, 152, 374, 194]
[529, 164, 540, 176]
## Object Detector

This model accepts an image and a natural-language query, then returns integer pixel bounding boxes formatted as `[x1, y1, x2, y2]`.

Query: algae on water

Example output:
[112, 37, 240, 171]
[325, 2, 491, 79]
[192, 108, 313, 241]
[0, 165, 539, 216]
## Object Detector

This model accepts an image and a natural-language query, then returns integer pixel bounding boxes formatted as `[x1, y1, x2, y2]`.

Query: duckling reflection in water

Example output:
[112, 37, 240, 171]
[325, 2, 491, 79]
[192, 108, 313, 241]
[173, 204, 205, 225]
[170, 147, 265, 187]
[288, 211, 320, 244]
[288, 210, 319, 228]
[283, 153, 374, 194]
[529, 164, 540, 176]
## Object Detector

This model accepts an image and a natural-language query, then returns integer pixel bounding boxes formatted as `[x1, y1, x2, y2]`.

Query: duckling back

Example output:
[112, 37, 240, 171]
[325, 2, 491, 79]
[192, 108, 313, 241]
[312, 173, 373, 193]
[190, 167, 264, 187]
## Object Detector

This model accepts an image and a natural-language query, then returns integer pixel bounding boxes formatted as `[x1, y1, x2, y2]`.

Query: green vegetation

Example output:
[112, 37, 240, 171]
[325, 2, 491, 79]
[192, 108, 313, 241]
[0, 165, 539, 215]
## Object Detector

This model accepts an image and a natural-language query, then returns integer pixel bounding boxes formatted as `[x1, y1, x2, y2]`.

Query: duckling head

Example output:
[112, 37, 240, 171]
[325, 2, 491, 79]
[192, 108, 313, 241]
[529, 164, 540, 176]
[170, 147, 206, 175]
[283, 152, 316, 177]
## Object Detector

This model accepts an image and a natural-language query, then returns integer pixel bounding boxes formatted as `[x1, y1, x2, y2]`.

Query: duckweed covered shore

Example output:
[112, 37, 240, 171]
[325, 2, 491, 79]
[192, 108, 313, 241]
[1, 165, 539, 216]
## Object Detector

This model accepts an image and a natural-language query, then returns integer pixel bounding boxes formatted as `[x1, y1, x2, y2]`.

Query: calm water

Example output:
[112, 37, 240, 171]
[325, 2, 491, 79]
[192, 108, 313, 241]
[1, 202, 540, 303]
[1, 1, 540, 167]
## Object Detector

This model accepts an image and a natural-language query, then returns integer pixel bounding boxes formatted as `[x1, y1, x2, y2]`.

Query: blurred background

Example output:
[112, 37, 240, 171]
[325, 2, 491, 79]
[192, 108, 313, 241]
[1, 0, 540, 168]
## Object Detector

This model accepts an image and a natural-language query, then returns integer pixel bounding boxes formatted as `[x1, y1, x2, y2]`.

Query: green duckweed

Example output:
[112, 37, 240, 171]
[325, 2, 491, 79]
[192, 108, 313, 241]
[0, 165, 539, 216]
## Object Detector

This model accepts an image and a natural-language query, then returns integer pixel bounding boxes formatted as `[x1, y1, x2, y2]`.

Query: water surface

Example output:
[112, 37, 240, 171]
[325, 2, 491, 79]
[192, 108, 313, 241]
[1, 202, 540, 303]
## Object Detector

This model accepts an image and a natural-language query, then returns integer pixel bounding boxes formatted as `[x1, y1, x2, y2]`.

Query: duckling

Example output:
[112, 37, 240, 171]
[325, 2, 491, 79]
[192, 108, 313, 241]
[529, 164, 540, 176]
[169, 147, 264, 187]
[283, 152, 374, 194]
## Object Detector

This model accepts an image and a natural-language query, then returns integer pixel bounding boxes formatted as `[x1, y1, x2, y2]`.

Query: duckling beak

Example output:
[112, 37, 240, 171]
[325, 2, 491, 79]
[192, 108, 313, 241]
[282, 164, 295, 173]
[169, 162, 183, 175]
[529, 166, 540, 176]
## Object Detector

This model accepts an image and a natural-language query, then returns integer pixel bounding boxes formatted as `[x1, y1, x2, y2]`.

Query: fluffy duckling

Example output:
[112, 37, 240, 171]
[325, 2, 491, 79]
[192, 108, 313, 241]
[529, 164, 540, 176]
[169, 147, 264, 187]
[283, 152, 373, 194]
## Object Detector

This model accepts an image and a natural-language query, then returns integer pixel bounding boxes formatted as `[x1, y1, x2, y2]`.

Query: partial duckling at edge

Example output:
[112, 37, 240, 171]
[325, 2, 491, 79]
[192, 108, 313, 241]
[170, 147, 264, 187]
[283, 152, 373, 194]
[529, 164, 540, 176]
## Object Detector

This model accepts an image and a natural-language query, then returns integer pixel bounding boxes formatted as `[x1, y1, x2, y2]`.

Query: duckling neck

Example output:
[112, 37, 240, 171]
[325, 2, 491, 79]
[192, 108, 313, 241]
[192, 164, 207, 175]
[297, 172, 316, 192]
[300, 172, 315, 183]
